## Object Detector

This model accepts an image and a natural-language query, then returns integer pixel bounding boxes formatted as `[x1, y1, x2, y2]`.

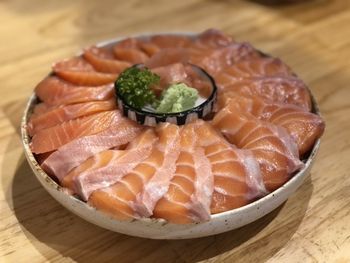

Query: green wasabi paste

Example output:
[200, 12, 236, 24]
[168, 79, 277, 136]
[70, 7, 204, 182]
[156, 83, 199, 113]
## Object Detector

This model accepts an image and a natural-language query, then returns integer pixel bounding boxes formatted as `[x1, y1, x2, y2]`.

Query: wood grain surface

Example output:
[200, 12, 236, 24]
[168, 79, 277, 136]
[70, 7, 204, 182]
[1, 0, 350, 262]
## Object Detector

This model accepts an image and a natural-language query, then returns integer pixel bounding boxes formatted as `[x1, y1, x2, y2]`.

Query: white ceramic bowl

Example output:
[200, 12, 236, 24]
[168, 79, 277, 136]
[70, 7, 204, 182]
[21, 34, 322, 239]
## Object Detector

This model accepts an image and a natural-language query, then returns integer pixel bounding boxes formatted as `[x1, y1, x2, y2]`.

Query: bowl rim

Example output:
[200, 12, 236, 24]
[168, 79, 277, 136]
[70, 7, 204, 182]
[20, 32, 322, 225]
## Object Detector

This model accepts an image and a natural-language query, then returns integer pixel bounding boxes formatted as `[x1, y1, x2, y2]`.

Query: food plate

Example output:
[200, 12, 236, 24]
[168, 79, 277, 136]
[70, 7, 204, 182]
[21, 33, 322, 239]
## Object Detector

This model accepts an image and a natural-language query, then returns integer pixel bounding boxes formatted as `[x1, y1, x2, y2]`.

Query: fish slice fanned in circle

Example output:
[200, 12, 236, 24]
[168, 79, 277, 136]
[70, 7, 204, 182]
[41, 112, 142, 180]
[215, 76, 312, 111]
[217, 57, 294, 79]
[35, 76, 115, 106]
[53, 57, 118, 86]
[194, 120, 267, 214]
[113, 46, 149, 64]
[30, 110, 119, 154]
[83, 46, 132, 74]
[153, 122, 214, 223]
[27, 99, 116, 136]
[218, 93, 325, 155]
[63, 129, 158, 201]
[213, 103, 304, 192]
[88, 123, 181, 220]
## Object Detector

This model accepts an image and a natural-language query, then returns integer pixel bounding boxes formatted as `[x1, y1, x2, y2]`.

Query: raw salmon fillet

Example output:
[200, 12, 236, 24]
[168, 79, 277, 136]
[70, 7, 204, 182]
[113, 47, 149, 64]
[150, 63, 213, 97]
[213, 102, 304, 191]
[190, 43, 261, 75]
[145, 48, 190, 68]
[35, 76, 114, 106]
[218, 93, 325, 155]
[32, 103, 50, 116]
[145, 29, 232, 52]
[136, 34, 193, 56]
[153, 123, 213, 223]
[30, 110, 118, 154]
[42, 112, 142, 180]
[148, 34, 193, 49]
[63, 129, 158, 200]
[194, 28, 234, 49]
[83, 46, 132, 73]
[27, 100, 116, 136]
[184, 64, 213, 98]
[88, 123, 181, 220]
[218, 57, 294, 79]
[53, 57, 118, 86]
[216, 76, 312, 111]
[151, 63, 189, 94]
[138, 34, 194, 56]
[145, 43, 260, 75]
[194, 121, 266, 214]
[113, 38, 142, 48]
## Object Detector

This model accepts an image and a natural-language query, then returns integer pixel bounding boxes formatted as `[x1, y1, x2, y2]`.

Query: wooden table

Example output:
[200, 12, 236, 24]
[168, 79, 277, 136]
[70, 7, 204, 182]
[1, 0, 349, 262]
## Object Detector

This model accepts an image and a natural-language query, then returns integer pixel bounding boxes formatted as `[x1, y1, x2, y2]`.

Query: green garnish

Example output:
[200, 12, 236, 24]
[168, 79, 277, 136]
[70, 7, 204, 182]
[115, 66, 160, 110]
[156, 83, 198, 113]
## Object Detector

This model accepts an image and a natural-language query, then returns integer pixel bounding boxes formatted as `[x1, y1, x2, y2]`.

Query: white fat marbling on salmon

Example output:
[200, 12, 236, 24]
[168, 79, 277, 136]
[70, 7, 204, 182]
[42, 113, 142, 180]
[213, 102, 304, 191]
[190, 147, 213, 221]
[217, 93, 324, 155]
[215, 74, 311, 111]
[74, 130, 158, 200]
[152, 123, 214, 223]
[133, 123, 181, 217]
[35, 76, 114, 106]
[191, 120, 266, 214]
[28, 100, 116, 136]
[235, 149, 267, 199]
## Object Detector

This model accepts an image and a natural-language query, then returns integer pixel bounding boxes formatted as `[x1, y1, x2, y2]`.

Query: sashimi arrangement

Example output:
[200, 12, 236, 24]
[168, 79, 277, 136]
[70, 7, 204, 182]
[26, 29, 325, 225]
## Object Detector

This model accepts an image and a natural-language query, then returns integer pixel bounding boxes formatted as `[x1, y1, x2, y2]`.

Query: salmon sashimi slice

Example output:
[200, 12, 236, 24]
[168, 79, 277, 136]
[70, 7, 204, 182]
[30, 110, 118, 154]
[113, 37, 161, 57]
[27, 100, 116, 136]
[146, 29, 232, 52]
[83, 46, 132, 74]
[189, 43, 261, 75]
[184, 64, 213, 98]
[194, 28, 234, 49]
[193, 120, 266, 214]
[113, 47, 149, 64]
[88, 123, 181, 220]
[35, 76, 114, 106]
[148, 34, 193, 49]
[145, 43, 260, 74]
[139, 42, 161, 57]
[219, 57, 294, 79]
[113, 38, 142, 48]
[53, 57, 118, 86]
[42, 113, 142, 181]
[145, 48, 190, 69]
[143, 29, 232, 65]
[62, 129, 158, 201]
[213, 103, 304, 191]
[150, 63, 213, 97]
[216, 76, 312, 111]
[218, 93, 325, 155]
[153, 123, 213, 223]
[32, 103, 51, 116]
[150, 63, 195, 95]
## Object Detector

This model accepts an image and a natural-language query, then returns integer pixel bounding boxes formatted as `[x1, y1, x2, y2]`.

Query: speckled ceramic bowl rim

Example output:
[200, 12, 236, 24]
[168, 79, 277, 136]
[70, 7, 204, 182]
[21, 32, 322, 227]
